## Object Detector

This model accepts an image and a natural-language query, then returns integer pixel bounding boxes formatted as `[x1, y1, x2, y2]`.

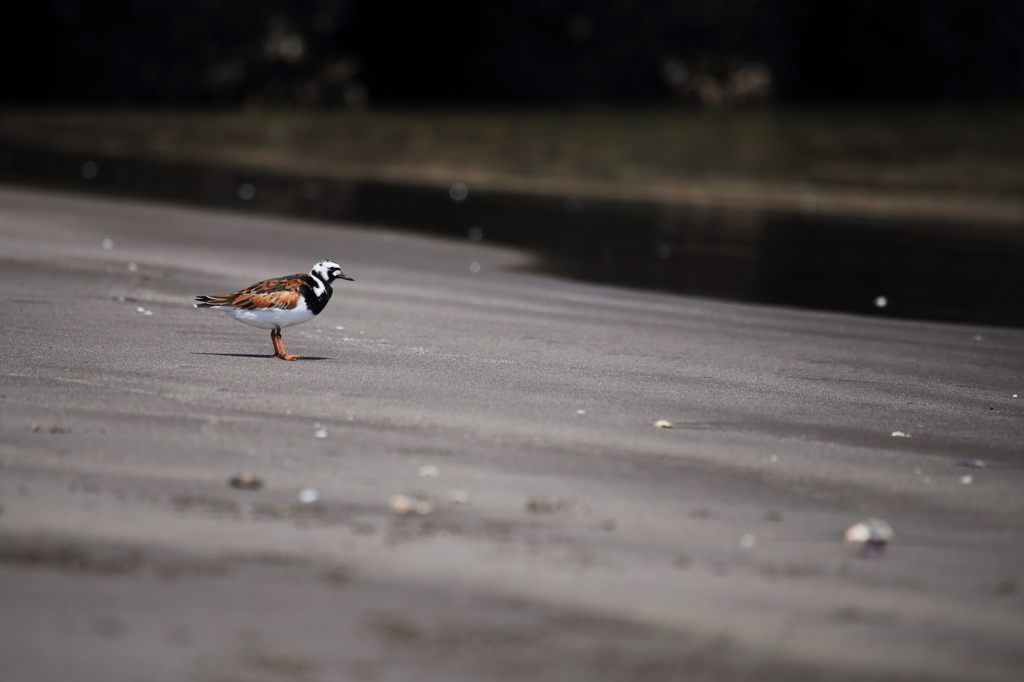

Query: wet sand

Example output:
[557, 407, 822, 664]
[1, 186, 1022, 681]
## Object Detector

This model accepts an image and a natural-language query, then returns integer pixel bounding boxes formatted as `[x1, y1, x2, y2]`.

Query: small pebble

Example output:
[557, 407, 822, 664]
[739, 533, 757, 549]
[390, 494, 413, 514]
[418, 465, 439, 478]
[960, 475, 973, 485]
[229, 472, 263, 490]
[891, 431, 908, 437]
[298, 488, 320, 503]
[957, 459, 985, 468]
[449, 490, 470, 503]
[576, 409, 586, 415]
[653, 419, 673, 428]
[314, 429, 328, 438]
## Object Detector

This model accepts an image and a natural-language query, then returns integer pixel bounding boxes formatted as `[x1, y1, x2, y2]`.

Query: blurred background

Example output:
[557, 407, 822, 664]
[1, 0, 1023, 324]
[5, 0, 1024, 107]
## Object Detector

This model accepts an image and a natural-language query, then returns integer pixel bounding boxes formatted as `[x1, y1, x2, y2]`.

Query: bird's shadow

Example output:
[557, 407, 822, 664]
[191, 352, 331, 361]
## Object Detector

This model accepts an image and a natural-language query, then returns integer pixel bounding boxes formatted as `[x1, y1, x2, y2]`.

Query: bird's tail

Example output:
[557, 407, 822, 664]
[194, 294, 234, 308]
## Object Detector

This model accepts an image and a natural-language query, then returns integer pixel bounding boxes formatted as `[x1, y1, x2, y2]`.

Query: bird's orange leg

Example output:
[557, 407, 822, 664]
[270, 329, 299, 361]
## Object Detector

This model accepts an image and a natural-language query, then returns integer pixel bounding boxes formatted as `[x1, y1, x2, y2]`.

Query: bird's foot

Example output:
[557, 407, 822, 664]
[270, 329, 298, 360]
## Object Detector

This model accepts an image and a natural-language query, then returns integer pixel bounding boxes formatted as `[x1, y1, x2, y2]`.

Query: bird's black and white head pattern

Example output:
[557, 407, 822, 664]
[309, 260, 353, 297]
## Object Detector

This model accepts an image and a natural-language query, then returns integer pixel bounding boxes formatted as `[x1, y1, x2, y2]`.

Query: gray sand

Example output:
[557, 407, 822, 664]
[1, 187, 1022, 681]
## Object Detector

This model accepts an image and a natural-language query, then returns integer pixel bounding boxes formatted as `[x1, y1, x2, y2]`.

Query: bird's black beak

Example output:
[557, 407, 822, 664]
[338, 272, 354, 282]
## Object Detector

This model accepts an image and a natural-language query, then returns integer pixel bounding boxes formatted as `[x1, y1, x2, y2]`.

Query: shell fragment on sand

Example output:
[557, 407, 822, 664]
[390, 494, 433, 515]
[417, 465, 439, 478]
[844, 518, 895, 544]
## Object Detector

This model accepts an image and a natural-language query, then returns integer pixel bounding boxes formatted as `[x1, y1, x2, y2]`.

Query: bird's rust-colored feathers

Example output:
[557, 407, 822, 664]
[195, 275, 310, 310]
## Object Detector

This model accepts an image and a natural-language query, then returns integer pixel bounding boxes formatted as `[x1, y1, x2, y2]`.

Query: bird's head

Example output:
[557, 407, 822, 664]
[311, 260, 354, 284]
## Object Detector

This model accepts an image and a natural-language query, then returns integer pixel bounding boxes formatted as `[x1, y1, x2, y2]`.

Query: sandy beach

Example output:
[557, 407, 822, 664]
[1, 186, 1022, 681]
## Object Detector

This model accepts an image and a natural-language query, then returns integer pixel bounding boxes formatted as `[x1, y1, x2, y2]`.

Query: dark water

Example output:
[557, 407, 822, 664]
[2, 144, 1023, 327]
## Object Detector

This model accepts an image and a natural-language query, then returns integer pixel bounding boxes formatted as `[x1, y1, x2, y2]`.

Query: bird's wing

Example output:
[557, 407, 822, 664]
[197, 275, 309, 310]
[240, 275, 311, 296]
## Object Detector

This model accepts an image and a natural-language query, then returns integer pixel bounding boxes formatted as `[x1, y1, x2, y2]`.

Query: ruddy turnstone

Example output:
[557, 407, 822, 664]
[195, 260, 353, 360]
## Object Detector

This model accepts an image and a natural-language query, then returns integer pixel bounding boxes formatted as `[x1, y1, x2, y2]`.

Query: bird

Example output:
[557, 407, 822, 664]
[194, 260, 353, 360]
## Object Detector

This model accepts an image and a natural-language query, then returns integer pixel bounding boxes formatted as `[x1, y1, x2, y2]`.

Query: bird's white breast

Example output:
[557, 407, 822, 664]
[218, 298, 316, 329]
